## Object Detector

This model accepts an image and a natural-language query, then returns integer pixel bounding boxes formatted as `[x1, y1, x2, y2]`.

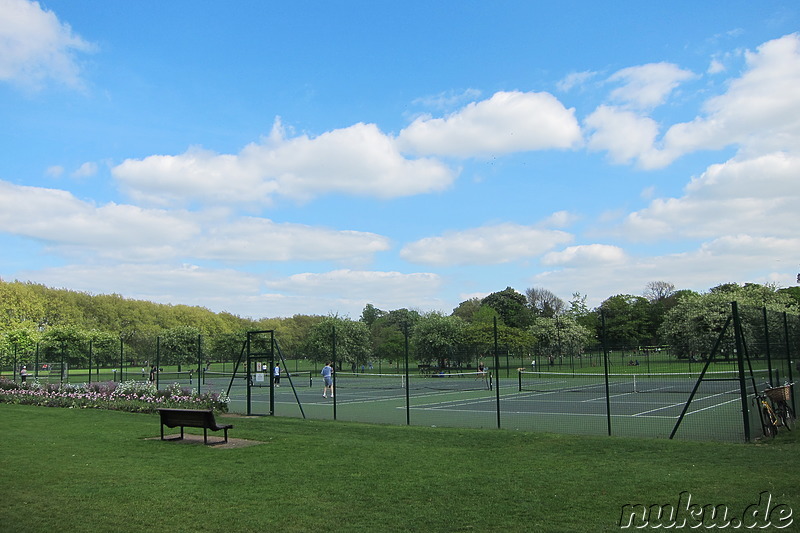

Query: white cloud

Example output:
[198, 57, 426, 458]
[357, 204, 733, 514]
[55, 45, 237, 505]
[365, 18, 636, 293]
[72, 161, 98, 178]
[584, 105, 660, 165]
[400, 223, 573, 266]
[17, 263, 446, 319]
[112, 119, 456, 206]
[533, 235, 799, 308]
[622, 152, 800, 240]
[657, 34, 800, 162]
[0, 181, 197, 251]
[556, 70, 598, 92]
[541, 244, 627, 266]
[584, 34, 800, 169]
[264, 269, 445, 316]
[22, 262, 264, 309]
[396, 91, 582, 157]
[0, 0, 95, 90]
[411, 88, 483, 110]
[707, 59, 726, 74]
[607, 62, 695, 110]
[190, 217, 390, 263]
[267, 269, 440, 297]
[45, 165, 64, 177]
[540, 210, 580, 228]
[0, 180, 390, 264]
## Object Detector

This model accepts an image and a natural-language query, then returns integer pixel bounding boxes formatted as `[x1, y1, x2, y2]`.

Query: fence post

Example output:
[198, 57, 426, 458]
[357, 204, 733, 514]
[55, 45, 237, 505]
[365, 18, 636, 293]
[404, 325, 410, 426]
[332, 325, 337, 421]
[602, 311, 612, 436]
[763, 307, 773, 386]
[732, 302, 751, 442]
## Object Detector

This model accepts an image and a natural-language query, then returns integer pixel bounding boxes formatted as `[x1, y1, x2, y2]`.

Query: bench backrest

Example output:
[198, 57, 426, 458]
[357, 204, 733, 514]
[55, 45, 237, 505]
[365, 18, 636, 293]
[158, 409, 215, 428]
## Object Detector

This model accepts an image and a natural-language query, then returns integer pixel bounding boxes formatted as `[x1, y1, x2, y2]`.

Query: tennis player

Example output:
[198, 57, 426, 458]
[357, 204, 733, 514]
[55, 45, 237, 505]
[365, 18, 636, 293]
[321, 361, 334, 398]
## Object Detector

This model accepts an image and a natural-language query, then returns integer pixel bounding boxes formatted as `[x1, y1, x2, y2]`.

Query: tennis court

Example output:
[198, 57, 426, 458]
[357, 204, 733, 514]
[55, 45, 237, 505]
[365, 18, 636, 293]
[191, 368, 755, 441]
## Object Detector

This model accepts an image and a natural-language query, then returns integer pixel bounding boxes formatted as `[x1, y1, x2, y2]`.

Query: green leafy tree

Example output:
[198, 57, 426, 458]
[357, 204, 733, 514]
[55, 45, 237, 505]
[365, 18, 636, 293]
[463, 306, 535, 363]
[529, 316, 594, 361]
[0, 327, 40, 369]
[359, 304, 386, 328]
[160, 326, 202, 369]
[659, 283, 798, 359]
[306, 316, 371, 369]
[40, 325, 88, 369]
[86, 330, 120, 368]
[482, 287, 533, 329]
[597, 294, 653, 347]
[412, 312, 467, 367]
[451, 297, 483, 323]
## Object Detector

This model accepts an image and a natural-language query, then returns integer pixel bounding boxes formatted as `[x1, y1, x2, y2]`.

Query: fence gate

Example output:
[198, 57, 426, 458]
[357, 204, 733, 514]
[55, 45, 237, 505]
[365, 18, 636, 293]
[246, 330, 275, 416]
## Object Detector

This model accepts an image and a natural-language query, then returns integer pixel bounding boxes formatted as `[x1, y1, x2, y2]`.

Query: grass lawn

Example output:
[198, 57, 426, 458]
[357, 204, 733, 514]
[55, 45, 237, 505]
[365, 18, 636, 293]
[1, 404, 797, 532]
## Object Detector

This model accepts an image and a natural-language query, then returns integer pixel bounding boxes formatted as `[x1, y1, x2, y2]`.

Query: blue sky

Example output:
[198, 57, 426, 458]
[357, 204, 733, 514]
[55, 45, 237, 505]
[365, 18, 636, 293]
[1, 0, 799, 319]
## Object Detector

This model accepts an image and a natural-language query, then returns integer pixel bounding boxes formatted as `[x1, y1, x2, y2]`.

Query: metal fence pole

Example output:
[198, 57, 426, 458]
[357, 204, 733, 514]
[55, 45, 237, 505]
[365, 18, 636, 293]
[494, 317, 501, 429]
[404, 325, 410, 426]
[602, 311, 612, 436]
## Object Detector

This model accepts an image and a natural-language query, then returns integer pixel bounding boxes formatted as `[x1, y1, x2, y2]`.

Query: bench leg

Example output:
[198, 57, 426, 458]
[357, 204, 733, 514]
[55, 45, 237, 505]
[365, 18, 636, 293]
[223, 428, 228, 443]
[203, 428, 208, 445]
[180, 426, 184, 440]
[160, 423, 164, 441]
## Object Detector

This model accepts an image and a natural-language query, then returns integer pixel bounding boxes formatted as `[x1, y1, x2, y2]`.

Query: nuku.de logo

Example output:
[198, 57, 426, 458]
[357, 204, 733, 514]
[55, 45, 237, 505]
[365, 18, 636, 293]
[619, 491, 793, 529]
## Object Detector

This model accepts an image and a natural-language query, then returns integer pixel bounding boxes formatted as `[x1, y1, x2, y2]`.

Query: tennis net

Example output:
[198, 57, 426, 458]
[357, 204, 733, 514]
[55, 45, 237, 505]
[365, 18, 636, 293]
[154, 370, 196, 383]
[518, 369, 768, 395]
[202, 370, 313, 387]
[333, 371, 492, 392]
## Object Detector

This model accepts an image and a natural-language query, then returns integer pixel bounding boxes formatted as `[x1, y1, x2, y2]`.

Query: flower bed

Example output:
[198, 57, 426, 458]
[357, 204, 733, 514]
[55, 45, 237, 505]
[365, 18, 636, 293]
[0, 378, 229, 413]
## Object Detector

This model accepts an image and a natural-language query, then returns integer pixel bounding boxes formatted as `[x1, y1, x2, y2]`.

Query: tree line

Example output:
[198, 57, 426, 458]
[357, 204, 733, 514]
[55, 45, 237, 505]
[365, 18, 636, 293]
[1, 278, 798, 371]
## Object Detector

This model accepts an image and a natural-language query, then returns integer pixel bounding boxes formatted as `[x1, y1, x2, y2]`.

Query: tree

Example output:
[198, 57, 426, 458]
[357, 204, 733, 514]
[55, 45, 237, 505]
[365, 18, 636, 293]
[412, 312, 467, 366]
[643, 281, 675, 303]
[40, 325, 88, 369]
[451, 297, 483, 322]
[359, 304, 386, 328]
[0, 327, 39, 369]
[525, 287, 566, 318]
[160, 326, 202, 369]
[659, 283, 799, 359]
[598, 294, 653, 347]
[306, 316, 371, 369]
[463, 306, 535, 364]
[529, 315, 593, 361]
[482, 287, 533, 329]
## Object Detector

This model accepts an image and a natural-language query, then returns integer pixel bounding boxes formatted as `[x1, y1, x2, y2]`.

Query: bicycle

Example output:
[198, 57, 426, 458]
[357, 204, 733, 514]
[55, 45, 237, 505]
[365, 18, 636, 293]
[755, 390, 780, 438]
[765, 383, 795, 431]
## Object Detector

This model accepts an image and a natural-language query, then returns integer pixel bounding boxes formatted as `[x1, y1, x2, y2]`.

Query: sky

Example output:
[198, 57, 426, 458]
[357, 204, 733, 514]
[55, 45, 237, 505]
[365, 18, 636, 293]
[1, 1, 799, 320]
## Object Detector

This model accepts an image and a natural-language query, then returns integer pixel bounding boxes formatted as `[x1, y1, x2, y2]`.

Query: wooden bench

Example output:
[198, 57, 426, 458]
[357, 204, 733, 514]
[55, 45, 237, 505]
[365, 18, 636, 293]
[157, 408, 233, 445]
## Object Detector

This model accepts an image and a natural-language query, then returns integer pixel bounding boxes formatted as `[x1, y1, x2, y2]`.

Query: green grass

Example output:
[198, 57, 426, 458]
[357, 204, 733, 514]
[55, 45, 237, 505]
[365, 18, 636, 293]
[1, 404, 798, 532]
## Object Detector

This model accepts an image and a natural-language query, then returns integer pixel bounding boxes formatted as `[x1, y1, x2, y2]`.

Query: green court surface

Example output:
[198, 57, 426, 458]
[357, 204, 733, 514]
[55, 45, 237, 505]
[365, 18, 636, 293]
[193, 369, 754, 442]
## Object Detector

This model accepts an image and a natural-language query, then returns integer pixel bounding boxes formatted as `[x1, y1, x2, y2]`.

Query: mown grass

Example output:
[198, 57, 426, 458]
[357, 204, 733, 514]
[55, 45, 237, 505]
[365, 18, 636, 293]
[1, 404, 797, 532]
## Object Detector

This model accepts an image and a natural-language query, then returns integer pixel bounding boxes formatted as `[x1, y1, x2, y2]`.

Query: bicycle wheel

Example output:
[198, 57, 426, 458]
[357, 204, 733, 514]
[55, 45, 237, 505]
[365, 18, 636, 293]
[777, 402, 794, 431]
